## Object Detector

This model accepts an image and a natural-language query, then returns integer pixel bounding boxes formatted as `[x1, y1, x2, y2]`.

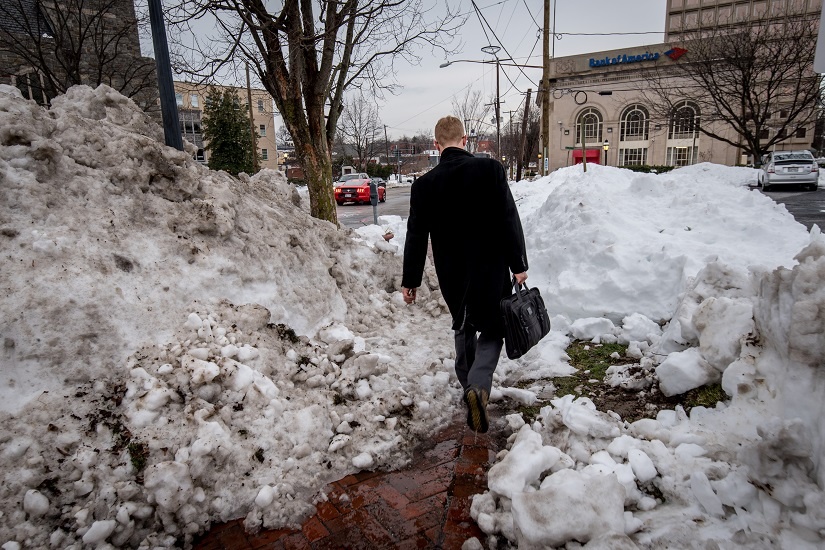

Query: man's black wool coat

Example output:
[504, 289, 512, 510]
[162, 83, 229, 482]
[402, 147, 528, 337]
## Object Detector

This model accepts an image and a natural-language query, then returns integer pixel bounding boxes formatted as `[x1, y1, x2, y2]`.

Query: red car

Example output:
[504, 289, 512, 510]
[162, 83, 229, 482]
[334, 173, 386, 205]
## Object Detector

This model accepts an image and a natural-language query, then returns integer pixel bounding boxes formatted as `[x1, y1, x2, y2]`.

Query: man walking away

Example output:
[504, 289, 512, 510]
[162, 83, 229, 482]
[401, 115, 528, 433]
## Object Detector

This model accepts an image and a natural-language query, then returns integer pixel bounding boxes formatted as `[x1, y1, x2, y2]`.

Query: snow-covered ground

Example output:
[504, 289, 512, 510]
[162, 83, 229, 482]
[1, 84, 825, 549]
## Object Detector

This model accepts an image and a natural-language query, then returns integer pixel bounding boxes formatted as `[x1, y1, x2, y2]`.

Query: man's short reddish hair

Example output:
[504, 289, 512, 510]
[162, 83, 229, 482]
[434, 116, 465, 145]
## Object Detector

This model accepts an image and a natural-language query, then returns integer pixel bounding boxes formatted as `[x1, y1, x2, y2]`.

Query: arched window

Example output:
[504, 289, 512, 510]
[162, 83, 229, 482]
[669, 101, 700, 139]
[620, 104, 649, 141]
[575, 108, 603, 143]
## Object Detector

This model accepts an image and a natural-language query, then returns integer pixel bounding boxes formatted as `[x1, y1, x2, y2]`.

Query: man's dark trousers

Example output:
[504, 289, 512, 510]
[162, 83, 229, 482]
[454, 321, 503, 394]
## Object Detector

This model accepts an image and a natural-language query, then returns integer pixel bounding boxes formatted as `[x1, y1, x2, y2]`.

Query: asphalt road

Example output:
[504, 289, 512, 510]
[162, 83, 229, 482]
[761, 185, 825, 231]
[337, 186, 412, 229]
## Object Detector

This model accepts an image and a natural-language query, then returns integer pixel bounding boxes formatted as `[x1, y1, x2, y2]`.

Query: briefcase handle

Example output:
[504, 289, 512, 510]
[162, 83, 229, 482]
[510, 276, 528, 300]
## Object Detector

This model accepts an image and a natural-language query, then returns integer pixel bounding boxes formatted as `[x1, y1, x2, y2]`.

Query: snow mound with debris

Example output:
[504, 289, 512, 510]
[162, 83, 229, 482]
[0, 85, 457, 548]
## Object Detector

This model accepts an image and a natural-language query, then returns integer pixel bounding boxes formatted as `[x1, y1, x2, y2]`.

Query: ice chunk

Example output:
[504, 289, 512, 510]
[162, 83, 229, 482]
[691, 471, 724, 517]
[656, 347, 719, 396]
[23, 490, 49, 517]
[488, 426, 562, 499]
[512, 468, 626, 547]
[627, 449, 657, 483]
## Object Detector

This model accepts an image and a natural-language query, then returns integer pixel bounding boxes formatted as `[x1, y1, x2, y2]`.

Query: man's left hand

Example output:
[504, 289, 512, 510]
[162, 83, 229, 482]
[514, 272, 528, 285]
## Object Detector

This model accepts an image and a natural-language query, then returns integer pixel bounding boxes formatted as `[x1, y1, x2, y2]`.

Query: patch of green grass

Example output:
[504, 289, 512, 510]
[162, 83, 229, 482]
[548, 341, 631, 398]
[128, 441, 149, 473]
[515, 404, 543, 423]
[684, 383, 726, 409]
[566, 341, 630, 380]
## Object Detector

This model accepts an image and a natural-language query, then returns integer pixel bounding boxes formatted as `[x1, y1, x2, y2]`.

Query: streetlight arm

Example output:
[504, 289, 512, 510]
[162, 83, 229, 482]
[439, 59, 542, 69]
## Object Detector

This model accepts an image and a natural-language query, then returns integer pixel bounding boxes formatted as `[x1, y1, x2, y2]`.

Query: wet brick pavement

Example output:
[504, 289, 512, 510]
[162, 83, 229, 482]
[193, 416, 502, 549]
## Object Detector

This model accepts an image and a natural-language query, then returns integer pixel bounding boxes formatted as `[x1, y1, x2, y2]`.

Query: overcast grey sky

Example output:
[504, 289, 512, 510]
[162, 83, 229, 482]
[139, 0, 667, 140]
[382, 0, 667, 138]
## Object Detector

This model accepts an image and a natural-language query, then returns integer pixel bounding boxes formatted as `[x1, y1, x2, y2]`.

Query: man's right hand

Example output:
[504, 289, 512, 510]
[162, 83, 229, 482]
[402, 287, 417, 304]
[514, 272, 528, 285]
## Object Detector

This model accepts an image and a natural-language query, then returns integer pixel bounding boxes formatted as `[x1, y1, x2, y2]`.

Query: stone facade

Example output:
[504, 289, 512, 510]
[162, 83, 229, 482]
[0, 0, 157, 114]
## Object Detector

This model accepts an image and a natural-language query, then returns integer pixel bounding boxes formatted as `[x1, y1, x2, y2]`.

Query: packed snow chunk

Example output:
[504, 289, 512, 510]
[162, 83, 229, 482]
[488, 425, 562, 499]
[355, 379, 373, 399]
[23, 490, 49, 517]
[318, 323, 355, 344]
[570, 317, 616, 341]
[2, 543, 21, 550]
[656, 347, 719, 396]
[693, 296, 754, 371]
[551, 395, 621, 439]
[237, 345, 259, 362]
[619, 313, 662, 343]
[181, 355, 221, 385]
[255, 485, 277, 508]
[144, 461, 194, 512]
[352, 452, 374, 469]
[81, 520, 117, 545]
[184, 312, 203, 330]
[691, 471, 725, 517]
[499, 386, 537, 405]
[511, 468, 626, 547]
[627, 449, 658, 483]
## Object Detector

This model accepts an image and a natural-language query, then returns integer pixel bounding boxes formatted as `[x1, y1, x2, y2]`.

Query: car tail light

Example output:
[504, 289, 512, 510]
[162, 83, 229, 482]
[767, 163, 775, 173]
[812, 163, 819, 173]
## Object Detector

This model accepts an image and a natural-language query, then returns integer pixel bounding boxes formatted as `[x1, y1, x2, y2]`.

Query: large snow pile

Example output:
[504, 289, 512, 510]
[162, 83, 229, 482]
[0, 84, 459, 548]
[2, 84, 825, 549]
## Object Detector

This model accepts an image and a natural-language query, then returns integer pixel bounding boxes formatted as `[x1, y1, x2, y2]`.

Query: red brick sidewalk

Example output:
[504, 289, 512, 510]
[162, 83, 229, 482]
[193, 417, 500, 549]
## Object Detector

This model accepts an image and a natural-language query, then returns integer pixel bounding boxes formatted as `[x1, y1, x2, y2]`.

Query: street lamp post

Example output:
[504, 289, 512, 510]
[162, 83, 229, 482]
[481, 45, 502, 159]
[439, 57, 543, 161]
[603, 139, 610, 166]
[147, 0, 183, 151]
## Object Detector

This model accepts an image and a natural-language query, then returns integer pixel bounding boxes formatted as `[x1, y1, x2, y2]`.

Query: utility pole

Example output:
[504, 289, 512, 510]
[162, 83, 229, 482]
[147, 0, 183, 151]
[540, 0, 551, 175]
[384, 125, 390, 169]
[517, 89, 531, 182]
[246, 64, 258, 172]
[496, 58, 501, 159]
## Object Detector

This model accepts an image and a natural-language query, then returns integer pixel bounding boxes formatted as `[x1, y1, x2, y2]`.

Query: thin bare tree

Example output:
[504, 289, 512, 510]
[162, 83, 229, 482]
[338, 95, 382, 170]
[638, 7, 822, 163]
[0, 0, 156, 108]
[166, 1, 462, 225]
[451, 87, 493, 148]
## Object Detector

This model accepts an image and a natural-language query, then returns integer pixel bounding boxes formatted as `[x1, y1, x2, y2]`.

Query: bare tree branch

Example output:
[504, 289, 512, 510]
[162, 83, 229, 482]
[637, 8, 821, 162]
[166, 0, 463, 224]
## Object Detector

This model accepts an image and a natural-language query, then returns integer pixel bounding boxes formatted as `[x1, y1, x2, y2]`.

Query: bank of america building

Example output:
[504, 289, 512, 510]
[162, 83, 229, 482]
[546, 0, 821, 170]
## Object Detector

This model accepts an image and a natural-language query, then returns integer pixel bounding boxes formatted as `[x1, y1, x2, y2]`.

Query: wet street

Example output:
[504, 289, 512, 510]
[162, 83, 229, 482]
[337, 186, 412, 229]
[761, 186, 825, 231]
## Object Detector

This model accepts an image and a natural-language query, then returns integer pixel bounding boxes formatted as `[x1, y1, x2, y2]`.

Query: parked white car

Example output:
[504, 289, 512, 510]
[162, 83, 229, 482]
[759, 150, 819, 191]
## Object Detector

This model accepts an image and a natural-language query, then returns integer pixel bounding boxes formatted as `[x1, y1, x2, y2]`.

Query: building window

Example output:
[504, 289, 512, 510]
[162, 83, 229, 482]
[575, 107, 603, 144]
[759, 128, 770, 139]
[191, 94, 199, 108]
[669, 101, 700, 140]
[795, 127, 807, 138]
[14, 71, 53, 105]
[175, 93, 184, 107]
[620, 104, 649, 141]
[196, 149, 206, 162]
[619, 148, 648, 166]
[779, 109, 788, 118]
[261, 149, 268, 160]
[666, 146, 698, 166]
[259, 124, 266, 136]
[258, 99, 265, 112]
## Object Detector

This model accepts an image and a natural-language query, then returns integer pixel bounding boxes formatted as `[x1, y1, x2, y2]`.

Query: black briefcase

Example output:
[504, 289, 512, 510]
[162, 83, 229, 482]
[500, 278, 551, 360]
